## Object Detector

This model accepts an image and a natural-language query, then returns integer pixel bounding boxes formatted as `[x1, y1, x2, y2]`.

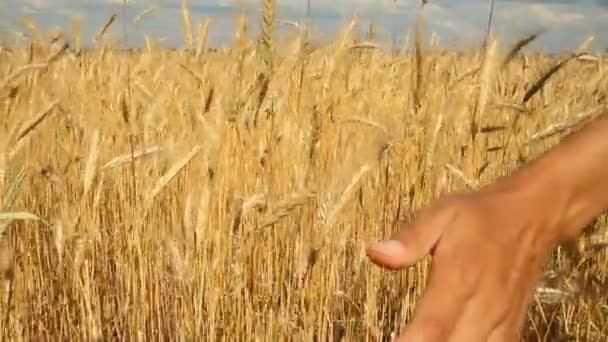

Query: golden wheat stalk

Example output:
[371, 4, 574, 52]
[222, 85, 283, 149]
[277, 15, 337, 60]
[276, 19, 301, 30]
[82, 129, 101, 198]
[181, 0, 194, 50]
[0, 211, 44, 223]
[194, 179, 211, 245]
[53, 219, 65, 266]
[0, 63, 47, 91]
[183, 191, 194, 237]
[235, 11, 250, 50]
[413, 17, 424, 112]
[349, 42, 383, 50]
[323, 163, 373, 230]
[147, 145, 201, 204]
[535, 287, 572, 304]
[321, 17, 357, 97]
[522, 57, 573, 104]
[522, 35, 593, 104]
[133, 6, 158, 29]
[178, 63, 205, 85]
[425, 113, 444, 174]
[575, 35, 594, 54]
[445, 164, 479, 189]
[165, 238, 192, 282]
[340, 117, 389, 136]
[492, 102, 530, 115]
[260, 0, 276, 70]
[449, 66, 481, 89]
[529, 105, 608, 142]
[475, 37, 498, 122]
[92, 173, 105, 214]
[70, 15, 82, 52]
[0, 138, 6, 210]
[255, 192, 314, 230]
[46, 42, 69, 65]
[133, 80, 153, 99]
[95, 13, 117, 42]
[102, 146, 162, 170]
[576, 54, 599, 63]
[9, 99, 60, 159]
[501, 31, 542, 68]
[195, 19, 210, 57]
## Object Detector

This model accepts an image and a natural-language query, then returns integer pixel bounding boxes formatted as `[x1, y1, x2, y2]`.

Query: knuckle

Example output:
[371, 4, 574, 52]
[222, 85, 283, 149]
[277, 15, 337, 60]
[436, 194, 485, 224]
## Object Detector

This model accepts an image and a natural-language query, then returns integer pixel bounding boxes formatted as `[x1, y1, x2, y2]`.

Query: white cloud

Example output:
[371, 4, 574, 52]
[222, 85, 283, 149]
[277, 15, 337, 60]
[23, 0, 52, 9]
[528, 3, 584, 25]
[3, 0, 608, 52]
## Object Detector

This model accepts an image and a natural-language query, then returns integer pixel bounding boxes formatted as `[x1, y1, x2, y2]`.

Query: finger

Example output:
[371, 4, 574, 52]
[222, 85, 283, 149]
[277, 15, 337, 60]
[486, 288, 532, 341]
[366, 211, 445, 270]
[448, 271, 511, 341]
[489, 246, 547, 342]
[487, 275, 538, 342]
[394, 249, 477, 342]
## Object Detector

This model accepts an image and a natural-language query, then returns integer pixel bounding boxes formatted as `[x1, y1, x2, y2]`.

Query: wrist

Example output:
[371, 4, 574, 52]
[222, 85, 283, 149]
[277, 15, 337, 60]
[480, 111, 608, 245]
[498, 148, 598, 243]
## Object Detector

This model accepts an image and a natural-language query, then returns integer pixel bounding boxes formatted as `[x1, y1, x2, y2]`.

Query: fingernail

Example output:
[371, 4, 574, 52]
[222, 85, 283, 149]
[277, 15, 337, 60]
[367, 240, 405, 257]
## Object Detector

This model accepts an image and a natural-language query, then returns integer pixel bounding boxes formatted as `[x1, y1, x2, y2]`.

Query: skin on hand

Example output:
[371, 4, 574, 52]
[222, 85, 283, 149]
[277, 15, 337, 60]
[367, 185, 554, 342]
[366, 111, 608, 342]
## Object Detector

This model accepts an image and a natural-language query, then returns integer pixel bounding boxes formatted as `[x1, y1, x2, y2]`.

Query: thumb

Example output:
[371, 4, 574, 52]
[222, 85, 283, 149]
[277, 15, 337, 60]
[366, 213, 444, 270]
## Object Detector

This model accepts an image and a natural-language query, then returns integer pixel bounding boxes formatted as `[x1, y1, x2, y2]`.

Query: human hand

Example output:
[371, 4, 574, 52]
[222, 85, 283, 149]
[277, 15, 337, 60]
[366, 184, 561, 342]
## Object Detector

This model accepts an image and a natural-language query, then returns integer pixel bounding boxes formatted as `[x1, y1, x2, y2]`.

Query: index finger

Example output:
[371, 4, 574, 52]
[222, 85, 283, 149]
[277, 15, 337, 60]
[395, 249, 478, 342]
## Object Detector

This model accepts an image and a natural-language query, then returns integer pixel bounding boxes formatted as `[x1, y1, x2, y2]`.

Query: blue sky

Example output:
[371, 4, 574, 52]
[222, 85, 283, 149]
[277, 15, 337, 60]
[1, 0, 608, 53]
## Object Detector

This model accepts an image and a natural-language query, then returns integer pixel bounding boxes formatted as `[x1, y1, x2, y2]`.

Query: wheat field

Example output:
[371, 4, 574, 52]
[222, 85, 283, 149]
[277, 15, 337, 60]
[0, 5, 607, 341]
